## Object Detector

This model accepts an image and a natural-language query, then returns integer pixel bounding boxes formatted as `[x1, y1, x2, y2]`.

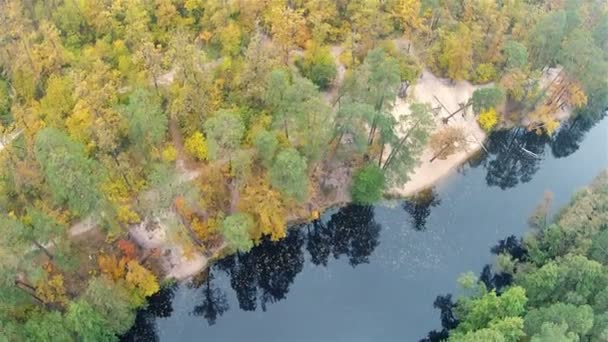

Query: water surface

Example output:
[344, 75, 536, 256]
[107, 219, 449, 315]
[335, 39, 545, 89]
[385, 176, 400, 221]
[124, 115, 608, 342]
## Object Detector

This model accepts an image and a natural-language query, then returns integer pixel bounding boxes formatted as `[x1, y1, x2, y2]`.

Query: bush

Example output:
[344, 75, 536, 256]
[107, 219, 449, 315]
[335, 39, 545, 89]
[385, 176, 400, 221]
[184, 131, 208, 161]
[477, 108, 499, 132]
[351, 164, 386, 204]
[473, 63, 497, 84]
[296, 43, 337, 90]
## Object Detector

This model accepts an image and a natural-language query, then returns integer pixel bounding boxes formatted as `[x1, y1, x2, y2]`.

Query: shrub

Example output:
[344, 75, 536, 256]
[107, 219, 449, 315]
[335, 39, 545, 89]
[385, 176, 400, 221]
[351, 164, 386, 204]
[478, 108, 499, 132]
[296, 43, 337, 90]
[184, 131, 208, 161]
[473, 63, 497, 84]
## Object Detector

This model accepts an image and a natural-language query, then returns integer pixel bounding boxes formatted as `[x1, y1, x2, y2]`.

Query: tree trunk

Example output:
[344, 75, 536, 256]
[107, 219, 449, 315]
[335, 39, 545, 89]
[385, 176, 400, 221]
[382, 121, 420, 171]
[33, 240, 54, 260]
[283, 119, 289, 140]
[430, 143, 452, 163]
[377, 143, 385, 167]
[14, 280, 45, 305]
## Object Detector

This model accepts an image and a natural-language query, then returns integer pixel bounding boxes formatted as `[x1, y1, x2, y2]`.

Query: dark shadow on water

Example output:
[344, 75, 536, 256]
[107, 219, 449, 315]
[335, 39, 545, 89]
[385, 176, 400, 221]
[121, 283, 178, 342]
[191, 270, 229, 325]
[471, 113, 605, 189]
[123, 204, 382, 339]
[420, 233, 529, 341]
[401, 188, 441, 231]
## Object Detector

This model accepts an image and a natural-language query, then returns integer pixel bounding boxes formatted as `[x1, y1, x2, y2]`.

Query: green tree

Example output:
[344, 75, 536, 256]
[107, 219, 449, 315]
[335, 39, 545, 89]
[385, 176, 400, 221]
[66, 299, 118, 342]
[528, 10, 567, 69]
[381, 102, 434, 185]
[524, 303, 594, 338]
[471, 87, 505, 114]
[24, 311, 73, 342]
[254, 130, 278, 168]
[296, 43, 337, 90]
[82, 277, 136, 335]
[34, 128, 103, 217]
[221, 213, 254, 253]
[531, 322, 579, 342]
[351, 164, 385, 204]
[269, 148, 308, 202]
[503, 41, 528, 70]
[0, 79, 12, 124]
[203, 109, 245, 161]
[122, 88, 168, 155]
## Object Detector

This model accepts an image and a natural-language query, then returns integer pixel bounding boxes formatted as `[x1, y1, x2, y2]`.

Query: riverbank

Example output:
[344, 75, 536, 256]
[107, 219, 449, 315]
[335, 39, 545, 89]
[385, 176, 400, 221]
[387, 69, 488, 197]
[127, 51, 572, 282]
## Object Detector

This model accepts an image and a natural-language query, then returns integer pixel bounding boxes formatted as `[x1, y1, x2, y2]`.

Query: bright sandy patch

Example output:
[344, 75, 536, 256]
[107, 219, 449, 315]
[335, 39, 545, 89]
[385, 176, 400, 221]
[387, 70, 488, 197]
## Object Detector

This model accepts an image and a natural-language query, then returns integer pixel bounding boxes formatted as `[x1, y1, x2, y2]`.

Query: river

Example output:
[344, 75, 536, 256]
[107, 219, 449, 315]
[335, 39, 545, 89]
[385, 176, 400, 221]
[123, 114, 608, 342]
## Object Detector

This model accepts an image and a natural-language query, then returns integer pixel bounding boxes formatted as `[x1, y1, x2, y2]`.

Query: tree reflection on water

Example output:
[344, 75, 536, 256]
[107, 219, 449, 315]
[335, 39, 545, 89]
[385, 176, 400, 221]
[122, 204, 382, 338]
[473, 113, 605, 189]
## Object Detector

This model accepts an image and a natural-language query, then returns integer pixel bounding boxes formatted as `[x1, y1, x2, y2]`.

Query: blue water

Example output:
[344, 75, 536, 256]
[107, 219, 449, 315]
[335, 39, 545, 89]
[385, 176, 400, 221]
[125, 115, 608, 342]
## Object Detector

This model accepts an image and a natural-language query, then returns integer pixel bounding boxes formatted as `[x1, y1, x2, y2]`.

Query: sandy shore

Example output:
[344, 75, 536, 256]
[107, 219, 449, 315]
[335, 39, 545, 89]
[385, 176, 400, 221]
[387, 70, 488, 197]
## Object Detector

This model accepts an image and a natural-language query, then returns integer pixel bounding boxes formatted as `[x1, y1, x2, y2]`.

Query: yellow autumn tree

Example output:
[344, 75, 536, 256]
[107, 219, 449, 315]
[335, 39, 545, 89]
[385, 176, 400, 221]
[185, 131, 208, 161]
[126, 260, 160, 298]
[238, 178, 287, 241]
[36, 274, 68, 305]
[477, 108, 499, 132]
[394, 0, 422, 37]
[98, 254, 127, 281]
[268, 5, 309, 64]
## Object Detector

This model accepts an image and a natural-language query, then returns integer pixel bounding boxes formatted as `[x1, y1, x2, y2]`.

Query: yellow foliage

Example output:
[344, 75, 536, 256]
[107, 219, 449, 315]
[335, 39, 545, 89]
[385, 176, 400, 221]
[117, 205, 141, 224]
[197, 166, 230, 213]
[97, 254, 126, 281]
[66, 101, 94, 148]
[394, 0, 422, 36]
[239, 178, 287, 241]
[191, 215, 220, 243]
[568, 83, 588, 108]
[477, 108, 499, 132]
[36, 274, 68, 305]
[126, 260, 160, 297]
[473, 63, 497, 84]
[161, 144, 178, 162]
[244, 113, 272, 145]
[185, 131, 209, 161]
[528, 104, 560, 136]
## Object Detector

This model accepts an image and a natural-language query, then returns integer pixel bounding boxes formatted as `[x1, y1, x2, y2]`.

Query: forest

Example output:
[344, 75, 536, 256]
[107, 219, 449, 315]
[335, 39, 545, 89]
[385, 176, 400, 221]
[424, 172, 608, 341]
[0, 0, 606, 340]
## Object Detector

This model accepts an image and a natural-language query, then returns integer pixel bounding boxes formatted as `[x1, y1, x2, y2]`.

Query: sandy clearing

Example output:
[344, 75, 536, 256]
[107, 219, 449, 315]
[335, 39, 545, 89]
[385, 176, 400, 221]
[387, 69, 488, 197]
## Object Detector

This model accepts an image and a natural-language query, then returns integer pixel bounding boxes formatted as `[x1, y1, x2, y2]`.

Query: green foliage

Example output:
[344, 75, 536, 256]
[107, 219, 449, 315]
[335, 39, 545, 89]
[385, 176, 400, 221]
[221, 213, 254, 253]
[66, 299, 119, 342]
[269, 148, 308, 202]
[531, 322, 579, 342]
[254, 130, 278, 168]
[34, 128, 103, 217]
[503, 41, 528, 70]
[203, 109, 245, 160]
[24, 311, 73, 342]
[350, 164, 385, 204]
[296, 43, 337, 90]
[471, 87, 505, 114]
[524, 303, 594, 337]
[444, 174, 608, 341]
[81, 277, 136, 335]
[123, 88, 168, 154]
[0, 79, 12, 124]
